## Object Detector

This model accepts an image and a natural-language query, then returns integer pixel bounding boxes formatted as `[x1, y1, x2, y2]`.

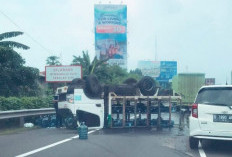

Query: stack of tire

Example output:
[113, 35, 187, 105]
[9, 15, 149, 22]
[105, 76, 157, 97]
[67, 75, 102, 99]
[69, 75, 157, 98]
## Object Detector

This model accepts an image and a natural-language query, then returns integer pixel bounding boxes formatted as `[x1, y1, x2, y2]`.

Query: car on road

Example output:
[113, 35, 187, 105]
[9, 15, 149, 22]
[189, 85, 232, 149]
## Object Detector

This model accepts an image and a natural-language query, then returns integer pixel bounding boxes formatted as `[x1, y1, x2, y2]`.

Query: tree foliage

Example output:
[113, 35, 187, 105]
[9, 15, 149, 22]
[0, 47, 40, 97]
[46, 55, 61, 65]
[0, 96, 53, 111]
[72, 51, 109, 77]
[0, 31, 30, 50]
[71, 51, 142, 85]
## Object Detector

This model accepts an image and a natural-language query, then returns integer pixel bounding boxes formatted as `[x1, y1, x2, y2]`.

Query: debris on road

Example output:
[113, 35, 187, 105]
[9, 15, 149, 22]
[23, 123, 34, 128]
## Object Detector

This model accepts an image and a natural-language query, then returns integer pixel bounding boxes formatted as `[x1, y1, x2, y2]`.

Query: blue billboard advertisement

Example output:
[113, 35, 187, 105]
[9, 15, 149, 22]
[156, 61, 177, 86]
[94, 4, 127, 68]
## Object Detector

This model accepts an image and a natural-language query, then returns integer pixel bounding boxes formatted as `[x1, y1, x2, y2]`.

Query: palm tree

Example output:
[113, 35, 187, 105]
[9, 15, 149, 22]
[72, 51, 109, 77]
[0, 31, 30, 50]
[46, 56, 61, 65]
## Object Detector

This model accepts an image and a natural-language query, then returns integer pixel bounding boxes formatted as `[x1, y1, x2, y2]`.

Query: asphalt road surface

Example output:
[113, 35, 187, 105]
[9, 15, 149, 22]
[0, 127, 199, 157]
[0, 127, 190, 157]
[1, 114, 232, 157]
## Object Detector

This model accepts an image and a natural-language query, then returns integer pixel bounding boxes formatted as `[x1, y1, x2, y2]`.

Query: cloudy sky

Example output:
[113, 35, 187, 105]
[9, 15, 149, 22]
[1, 0, 232, 84]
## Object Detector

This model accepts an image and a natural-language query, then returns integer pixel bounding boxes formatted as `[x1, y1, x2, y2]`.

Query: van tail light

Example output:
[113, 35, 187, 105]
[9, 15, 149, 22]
[192, 103, 198, 118]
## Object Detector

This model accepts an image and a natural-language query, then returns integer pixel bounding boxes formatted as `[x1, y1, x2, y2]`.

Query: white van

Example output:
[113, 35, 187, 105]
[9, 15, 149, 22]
[189, 85, 232, 149]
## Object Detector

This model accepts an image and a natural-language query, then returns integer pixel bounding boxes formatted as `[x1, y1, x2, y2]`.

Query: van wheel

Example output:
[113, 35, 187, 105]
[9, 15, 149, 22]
[189, 137, 199, 149]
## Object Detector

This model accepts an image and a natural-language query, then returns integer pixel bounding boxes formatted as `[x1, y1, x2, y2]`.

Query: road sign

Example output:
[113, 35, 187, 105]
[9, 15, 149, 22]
[45, 65, 82, 82]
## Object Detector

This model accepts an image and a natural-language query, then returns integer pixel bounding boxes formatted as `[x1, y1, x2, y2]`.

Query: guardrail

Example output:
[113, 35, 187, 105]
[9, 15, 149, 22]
[0, 108, 55, 120]
[0, 108, 56, 127]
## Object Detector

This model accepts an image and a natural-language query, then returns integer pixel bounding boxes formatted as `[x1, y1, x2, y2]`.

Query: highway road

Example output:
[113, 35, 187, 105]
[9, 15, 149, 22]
[1, 116, 232, 157]
[1, 126, 231, 157]
[0, 127, 195, 157]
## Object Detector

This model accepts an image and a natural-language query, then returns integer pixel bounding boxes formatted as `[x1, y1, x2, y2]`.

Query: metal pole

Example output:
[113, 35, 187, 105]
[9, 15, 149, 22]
[147, 98, 151, 127]
[169, 96, 171, 127]
[108, 93, 112, 128]
[134, 99, 137, 127]
[179, 99, 183, 130]
[19, 117, 25, 127]
[157, 100, 161, 129]
[123, 97, 126, 127]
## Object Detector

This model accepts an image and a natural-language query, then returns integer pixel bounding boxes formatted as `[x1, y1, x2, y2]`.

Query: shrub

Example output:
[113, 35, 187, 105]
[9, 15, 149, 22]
[0, 96, 53, 111]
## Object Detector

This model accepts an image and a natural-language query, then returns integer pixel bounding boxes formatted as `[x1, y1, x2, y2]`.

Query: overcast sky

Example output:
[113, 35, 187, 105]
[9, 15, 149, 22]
[1, 0, 232, 84]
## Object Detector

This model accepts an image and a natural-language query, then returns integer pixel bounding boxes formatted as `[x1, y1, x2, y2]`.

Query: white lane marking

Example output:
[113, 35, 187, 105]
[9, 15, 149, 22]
[15, 129, 100, 157]
[198, 141, 207, 157]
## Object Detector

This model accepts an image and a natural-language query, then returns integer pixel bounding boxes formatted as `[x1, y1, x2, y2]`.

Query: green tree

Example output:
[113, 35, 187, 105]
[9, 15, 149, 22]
[0, 31, 30, 50]
[129, 68, 143, 76]
[46, 56, 61, 65]
[71, 50, 144, 85]
[72, 51, 108, 77]
[72, 51, 91, 76]
[127, 68, 143, 81]
[0, 47, 39, 97]
[104, 65, 128, 84]
[0, 31, 40, 97]
[45, 56, 63, 94]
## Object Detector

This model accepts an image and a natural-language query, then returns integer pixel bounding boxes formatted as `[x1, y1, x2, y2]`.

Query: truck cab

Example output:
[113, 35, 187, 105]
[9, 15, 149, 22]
[55, 86, 104, 129]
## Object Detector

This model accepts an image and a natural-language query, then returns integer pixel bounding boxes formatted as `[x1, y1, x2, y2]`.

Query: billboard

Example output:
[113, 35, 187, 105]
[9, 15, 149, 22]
[137, 61, 160, 78]
[45, 65, 82, 82]
[94, 4, 127, 68]
[205, 78, 215, 85]
[137, 61, 177, 89]
[156, 61, 177, 82]
[156, 61, 177, 89]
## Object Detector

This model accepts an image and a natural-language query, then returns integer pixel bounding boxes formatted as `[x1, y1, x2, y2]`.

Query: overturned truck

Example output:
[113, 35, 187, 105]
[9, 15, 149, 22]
[55, 75, 181, 129]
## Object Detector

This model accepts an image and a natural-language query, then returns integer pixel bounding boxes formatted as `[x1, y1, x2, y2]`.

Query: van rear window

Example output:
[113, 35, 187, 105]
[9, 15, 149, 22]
[195, 87, 232, 106]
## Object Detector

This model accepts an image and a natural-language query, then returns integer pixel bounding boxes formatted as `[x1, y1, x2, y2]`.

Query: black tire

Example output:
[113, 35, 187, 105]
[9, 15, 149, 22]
[64, 115, 77, 130]
[123, 78, 138, 86]
[138, 76, 157, 96]
[84, 75, 102, 98]
[71, 78, 85, 87]
[189, 137, 199, 149]
[109, 84, 137, 96]
[67, 78, 85, 94]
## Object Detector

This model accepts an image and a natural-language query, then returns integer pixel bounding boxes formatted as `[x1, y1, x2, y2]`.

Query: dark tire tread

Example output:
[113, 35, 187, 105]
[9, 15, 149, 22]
[138, 76, 156, 96]
[189, 137, 199, 149]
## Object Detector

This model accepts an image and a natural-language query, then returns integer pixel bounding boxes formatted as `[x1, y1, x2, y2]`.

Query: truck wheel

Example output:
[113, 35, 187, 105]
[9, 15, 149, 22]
[138, 76, 156, 96]
[84, 74, 102, 98]
[64, 115, 77, 130]
[189, 137, 199, 149]
[67, 78, 85, 94]
[71, 78, 85, 86]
